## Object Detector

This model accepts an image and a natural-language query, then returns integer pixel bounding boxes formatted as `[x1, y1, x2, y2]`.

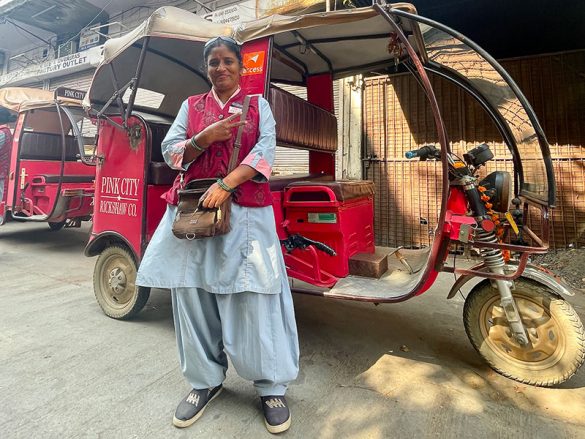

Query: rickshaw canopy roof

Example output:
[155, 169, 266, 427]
[0, 87, 81, 113]
[85, 4, 418, 118]
[99, 4, 417, 62]
[85, 3, 555, 206]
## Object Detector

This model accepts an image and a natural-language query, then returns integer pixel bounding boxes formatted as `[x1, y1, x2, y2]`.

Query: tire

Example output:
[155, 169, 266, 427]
[463, 278, 585, 386]
[48, 220, 66, 231]
[93, 245, 150, 320]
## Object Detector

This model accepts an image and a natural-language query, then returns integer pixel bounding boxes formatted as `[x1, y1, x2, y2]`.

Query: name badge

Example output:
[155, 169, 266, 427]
[228, 105, 242, 115]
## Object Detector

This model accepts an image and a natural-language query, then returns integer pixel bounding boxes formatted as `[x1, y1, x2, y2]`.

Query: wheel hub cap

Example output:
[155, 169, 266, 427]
[108, 267, 127, 294]
[483, 294, 563, 365]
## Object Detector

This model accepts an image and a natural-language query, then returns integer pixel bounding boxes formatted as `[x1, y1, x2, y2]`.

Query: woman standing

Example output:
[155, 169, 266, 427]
[136, 37, 299, 434]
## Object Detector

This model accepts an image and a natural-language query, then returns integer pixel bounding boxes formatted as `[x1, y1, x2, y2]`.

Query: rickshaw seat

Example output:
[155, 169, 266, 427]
[268, 86, 337, 152]
[147, 123, 179, 185]
[286, 180, 375, 201]
[19, 132, 80, 161]
[149, 161, 179, 185]
[269, 173, 334, 192]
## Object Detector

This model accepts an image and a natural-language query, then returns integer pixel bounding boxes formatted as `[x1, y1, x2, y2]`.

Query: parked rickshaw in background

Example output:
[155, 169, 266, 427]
[0, 87, 95, 231]
[83, 2, 585, 386]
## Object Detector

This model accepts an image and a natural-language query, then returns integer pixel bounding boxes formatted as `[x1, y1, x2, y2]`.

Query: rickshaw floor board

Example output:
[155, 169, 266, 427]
[291, 247, 432, 301]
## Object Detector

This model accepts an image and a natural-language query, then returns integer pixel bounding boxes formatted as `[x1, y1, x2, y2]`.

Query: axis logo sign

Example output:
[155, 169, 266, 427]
[242, 51, 265, 76]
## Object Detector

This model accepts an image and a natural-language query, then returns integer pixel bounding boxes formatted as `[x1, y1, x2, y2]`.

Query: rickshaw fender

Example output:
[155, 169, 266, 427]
[84, 231, 137, 261]
[447, 262, 577, 299]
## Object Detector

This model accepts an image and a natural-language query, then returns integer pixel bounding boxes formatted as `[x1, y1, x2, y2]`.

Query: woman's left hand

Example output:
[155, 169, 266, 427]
[201, 183, 232, 208]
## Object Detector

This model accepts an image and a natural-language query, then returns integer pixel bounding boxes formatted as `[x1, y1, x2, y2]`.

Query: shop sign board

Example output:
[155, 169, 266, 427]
[54, 87, 87, 101]
[204, 0, 256, 23]
[0, 45, 102, 87]
[255, 0, 324, 17]
[79, 26, 101, 51]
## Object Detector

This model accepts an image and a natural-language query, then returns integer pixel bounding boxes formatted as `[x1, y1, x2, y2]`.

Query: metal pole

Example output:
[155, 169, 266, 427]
[125, 37, 150, 124]
[108, 64, 128, 129]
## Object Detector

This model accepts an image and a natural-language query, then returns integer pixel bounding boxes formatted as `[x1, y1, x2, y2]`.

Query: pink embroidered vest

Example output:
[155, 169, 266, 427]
[163, 90, 271, 207]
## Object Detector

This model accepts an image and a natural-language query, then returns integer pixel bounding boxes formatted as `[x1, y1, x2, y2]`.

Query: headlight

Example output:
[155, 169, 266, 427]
[479, 171, 512, 212]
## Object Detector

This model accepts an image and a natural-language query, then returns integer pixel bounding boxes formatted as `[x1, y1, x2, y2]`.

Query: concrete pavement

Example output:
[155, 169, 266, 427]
[1, 221, 585, 438]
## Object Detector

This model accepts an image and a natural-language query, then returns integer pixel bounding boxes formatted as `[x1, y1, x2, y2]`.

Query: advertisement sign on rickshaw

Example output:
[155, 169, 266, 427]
[83, 3, 585, 387]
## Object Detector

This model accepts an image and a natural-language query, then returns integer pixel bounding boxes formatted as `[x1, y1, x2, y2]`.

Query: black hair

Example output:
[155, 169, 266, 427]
[203, 37, 243, 66]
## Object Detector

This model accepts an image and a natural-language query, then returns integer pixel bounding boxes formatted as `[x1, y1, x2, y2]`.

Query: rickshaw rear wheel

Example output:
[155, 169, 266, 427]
[463, 278, 585, 386]
[48, 220, 66, 231]
[93, 244, 150, 320]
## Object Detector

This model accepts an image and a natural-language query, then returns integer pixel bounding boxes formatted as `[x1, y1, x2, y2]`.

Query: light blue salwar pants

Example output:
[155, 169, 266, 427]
[172, 286, 299, 396]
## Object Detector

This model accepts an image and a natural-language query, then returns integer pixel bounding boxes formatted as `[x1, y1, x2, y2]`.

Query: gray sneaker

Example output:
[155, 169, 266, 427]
[173, 385, 223, 428]
[261, 395, 291, 434]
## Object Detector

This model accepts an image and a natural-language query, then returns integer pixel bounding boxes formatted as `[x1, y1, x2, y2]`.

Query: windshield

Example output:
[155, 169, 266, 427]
[417, 22, 552, 205]
[23, 106, 96, 160]
[66, 107, 97, 158]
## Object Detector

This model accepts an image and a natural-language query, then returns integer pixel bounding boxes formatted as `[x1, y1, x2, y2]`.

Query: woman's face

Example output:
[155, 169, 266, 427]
[206, 44, 242, 94]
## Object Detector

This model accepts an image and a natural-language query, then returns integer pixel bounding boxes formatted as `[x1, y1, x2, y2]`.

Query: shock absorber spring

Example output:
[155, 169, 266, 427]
[475, 228, 505, 270]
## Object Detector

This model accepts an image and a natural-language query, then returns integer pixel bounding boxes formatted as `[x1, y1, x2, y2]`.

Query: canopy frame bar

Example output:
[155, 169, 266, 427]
[125, 37, 151, 125]
[274, 43, 309, 79]
[279, 33, 391, 49]
[95, 38, 150, 133]
[391, 7, 555, 206]
[291, 30, 333, 73]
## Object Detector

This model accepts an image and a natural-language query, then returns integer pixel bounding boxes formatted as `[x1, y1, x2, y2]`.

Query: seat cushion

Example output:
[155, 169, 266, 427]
[19, 132, 80, 161]
[269, 173, 333, 192]
[149, 162, 179, 185]
[286, 180, 375, 201]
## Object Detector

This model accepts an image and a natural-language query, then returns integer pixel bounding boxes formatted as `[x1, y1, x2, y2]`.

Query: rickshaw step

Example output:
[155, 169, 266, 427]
[349, 247, 393, 279]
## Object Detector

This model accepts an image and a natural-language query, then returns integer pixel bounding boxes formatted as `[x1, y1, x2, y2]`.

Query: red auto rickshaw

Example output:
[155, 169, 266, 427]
[0, 87, 95, 231]
[83, 3, 584, 386]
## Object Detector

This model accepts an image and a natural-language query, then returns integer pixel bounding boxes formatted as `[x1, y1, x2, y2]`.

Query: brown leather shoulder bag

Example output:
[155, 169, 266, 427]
[171, 96, 252, 240]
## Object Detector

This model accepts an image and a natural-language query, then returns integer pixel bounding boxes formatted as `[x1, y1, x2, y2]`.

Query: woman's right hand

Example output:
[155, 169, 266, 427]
[197, 113, 246, 147]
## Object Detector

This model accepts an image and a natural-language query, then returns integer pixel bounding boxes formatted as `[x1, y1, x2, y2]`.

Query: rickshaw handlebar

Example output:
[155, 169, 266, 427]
[405, 145, 440, 161]
[281, 234, 337, 256]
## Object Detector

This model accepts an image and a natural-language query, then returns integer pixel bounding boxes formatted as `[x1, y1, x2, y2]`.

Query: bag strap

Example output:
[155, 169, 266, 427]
[227, 94, 254, 173]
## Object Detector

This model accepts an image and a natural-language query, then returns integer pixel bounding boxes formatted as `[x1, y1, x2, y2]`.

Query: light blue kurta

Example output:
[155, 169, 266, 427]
[136, 96, 283, 294]
[136, 93, 299, 395]
[137, 203, 285, 294]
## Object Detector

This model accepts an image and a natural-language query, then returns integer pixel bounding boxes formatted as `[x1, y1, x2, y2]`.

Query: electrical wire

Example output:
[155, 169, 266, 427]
[60, 0, 115, 47]
[6, 24, 41, 46]
[6, 0, 331, 64]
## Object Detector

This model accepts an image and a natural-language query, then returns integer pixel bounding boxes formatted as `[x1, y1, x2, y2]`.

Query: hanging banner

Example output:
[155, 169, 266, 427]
[0, 45, 102, 87]
[240, 38, 271, 97]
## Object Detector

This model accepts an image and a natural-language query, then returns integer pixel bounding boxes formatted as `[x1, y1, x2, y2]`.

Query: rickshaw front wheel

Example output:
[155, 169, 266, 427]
[463, 278, 585, 386]
[93, 244, 150, 320]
